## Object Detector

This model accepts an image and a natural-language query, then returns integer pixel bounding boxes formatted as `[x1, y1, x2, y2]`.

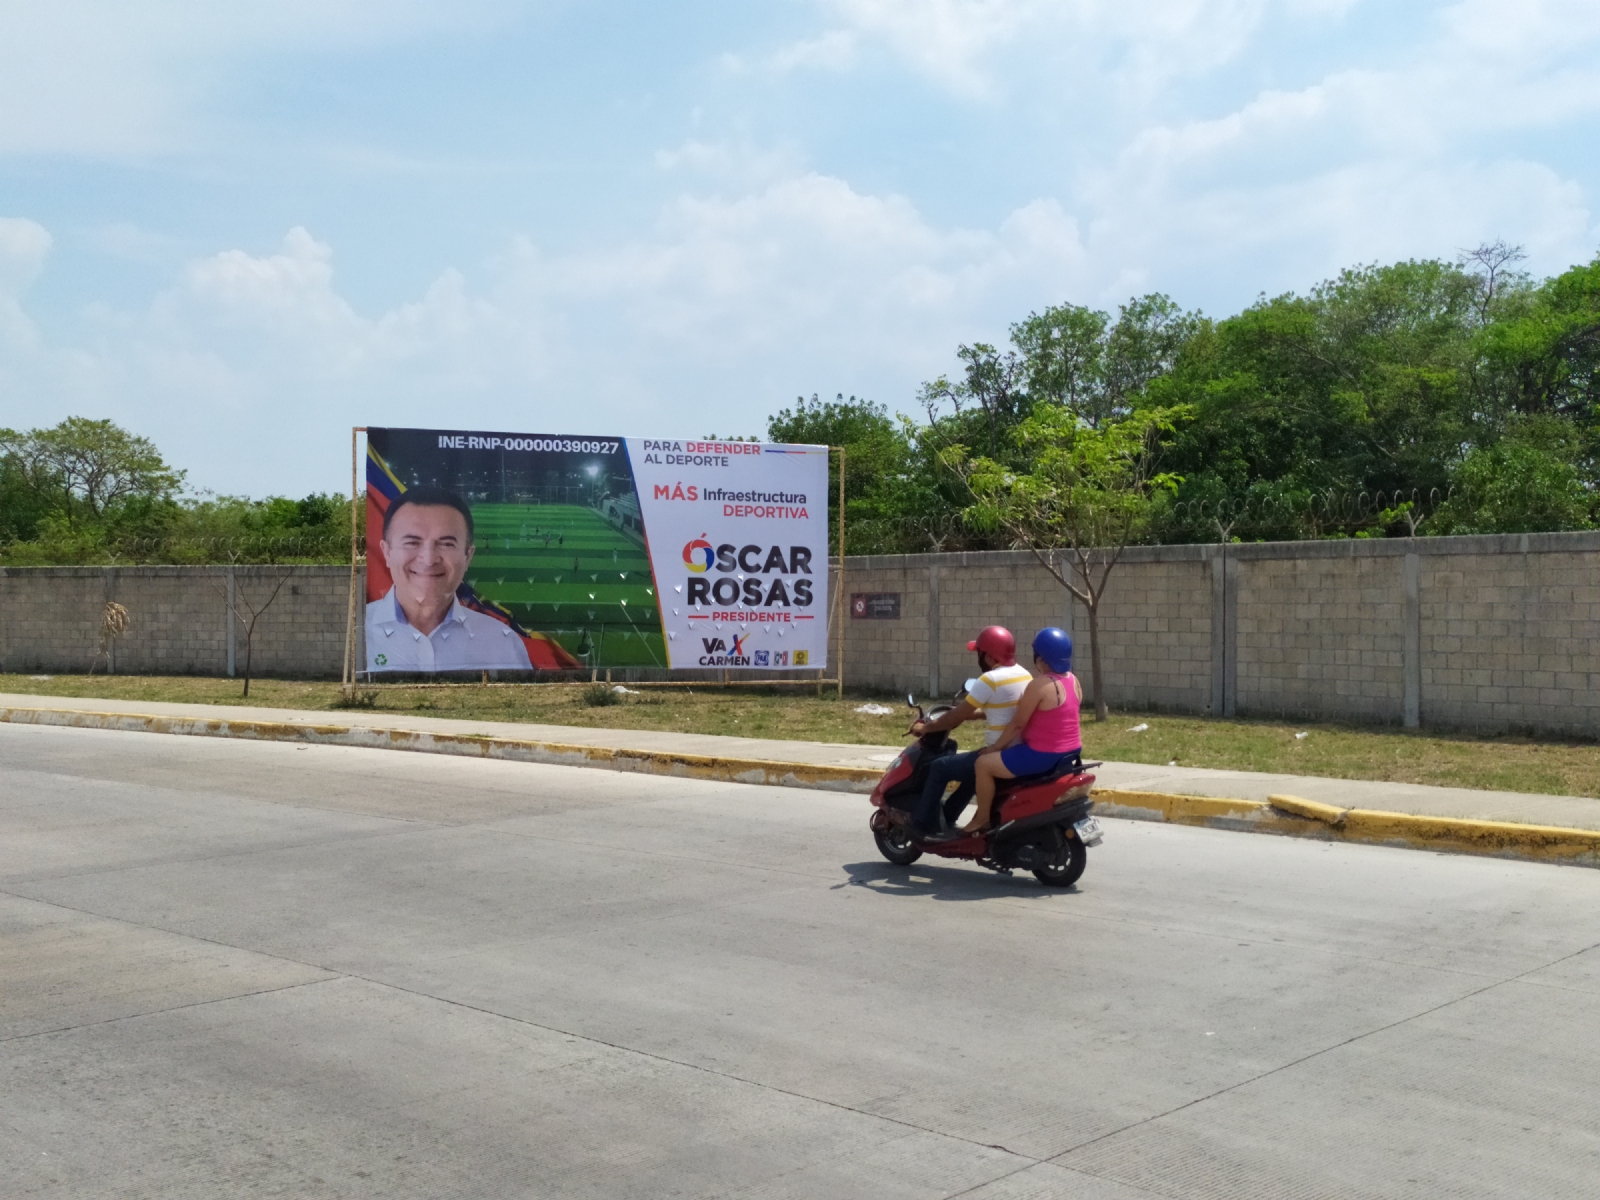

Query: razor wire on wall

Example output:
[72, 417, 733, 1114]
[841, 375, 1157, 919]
[0, 532, 351, 567]
[3, 488, 1460, 566]
[833, 487, 1459, 556]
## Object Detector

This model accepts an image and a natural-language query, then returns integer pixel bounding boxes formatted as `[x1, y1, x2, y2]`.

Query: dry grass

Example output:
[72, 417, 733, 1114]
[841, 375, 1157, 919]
[1086, 715, 1599, 799]
[0, 674, 903, 745]
[3, 673, 1596, 798]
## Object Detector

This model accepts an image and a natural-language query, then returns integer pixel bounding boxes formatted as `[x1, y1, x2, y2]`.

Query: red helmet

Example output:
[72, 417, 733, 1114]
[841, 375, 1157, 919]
[966, 625, 1016, 666]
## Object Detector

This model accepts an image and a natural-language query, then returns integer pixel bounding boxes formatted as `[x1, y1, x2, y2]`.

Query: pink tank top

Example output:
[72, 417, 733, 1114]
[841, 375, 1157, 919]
[1022, 672, 1081, 753]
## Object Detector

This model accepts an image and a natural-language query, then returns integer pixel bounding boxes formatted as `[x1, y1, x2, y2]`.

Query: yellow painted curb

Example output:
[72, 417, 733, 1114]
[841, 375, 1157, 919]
[0, 705, 882, 793]
[1339, 807, 1600, 864]
[1093, 788, 1269, 825]
[1101, 788, 1600, 868]
[5, 705, 1598, 868]
[1268, 793, 1348, 825]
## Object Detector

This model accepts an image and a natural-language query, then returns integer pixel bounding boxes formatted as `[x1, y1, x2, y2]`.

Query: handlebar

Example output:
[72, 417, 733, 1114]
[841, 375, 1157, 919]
[905, 692, 925, 735]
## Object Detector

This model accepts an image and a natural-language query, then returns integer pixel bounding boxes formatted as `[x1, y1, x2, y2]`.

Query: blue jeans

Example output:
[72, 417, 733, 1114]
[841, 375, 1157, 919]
[911, 750, 979, 834]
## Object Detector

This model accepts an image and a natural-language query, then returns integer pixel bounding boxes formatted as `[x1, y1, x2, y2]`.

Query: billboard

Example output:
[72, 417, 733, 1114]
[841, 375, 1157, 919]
[363, 428, 829, 675]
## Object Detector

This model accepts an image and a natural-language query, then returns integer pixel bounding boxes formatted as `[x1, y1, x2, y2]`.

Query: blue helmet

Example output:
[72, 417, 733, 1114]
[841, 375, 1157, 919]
[1032, 627, 1073, 673]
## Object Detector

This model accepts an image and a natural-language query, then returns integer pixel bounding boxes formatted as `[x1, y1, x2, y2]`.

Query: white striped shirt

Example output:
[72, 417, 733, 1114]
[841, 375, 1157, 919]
[964, 664, 1032, 745]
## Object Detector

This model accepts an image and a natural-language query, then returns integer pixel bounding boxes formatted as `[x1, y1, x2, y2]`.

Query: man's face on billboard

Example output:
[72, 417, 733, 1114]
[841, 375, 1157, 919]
[381, 503, 474, 626]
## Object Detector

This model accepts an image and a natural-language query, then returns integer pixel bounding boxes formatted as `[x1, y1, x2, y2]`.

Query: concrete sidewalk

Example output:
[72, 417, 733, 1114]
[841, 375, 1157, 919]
[5, 691, 1598, 832]
[0, 691, 900, 768]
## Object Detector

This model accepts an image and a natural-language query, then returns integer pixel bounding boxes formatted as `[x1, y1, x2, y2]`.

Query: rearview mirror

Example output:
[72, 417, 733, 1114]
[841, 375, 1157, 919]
[906, 693, 916, 708]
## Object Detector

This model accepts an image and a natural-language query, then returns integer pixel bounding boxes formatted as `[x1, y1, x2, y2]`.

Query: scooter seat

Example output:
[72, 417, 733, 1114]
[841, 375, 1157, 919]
[1000, 755, 1087, 790]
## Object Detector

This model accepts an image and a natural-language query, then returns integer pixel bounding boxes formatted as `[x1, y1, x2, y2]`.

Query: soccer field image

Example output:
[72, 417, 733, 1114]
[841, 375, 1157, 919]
[467, 503, 665, 668]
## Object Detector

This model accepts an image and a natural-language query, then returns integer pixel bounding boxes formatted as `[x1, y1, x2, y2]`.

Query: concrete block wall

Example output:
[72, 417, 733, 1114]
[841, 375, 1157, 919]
[836, 558, 933, 697]
[843, 547, 1215, 711]
[930, 553, 1074, 701]
[841, 552, 1080, 701]
[3, 531, 1598, 735]
[1233, 551, 1407, 722]
[1419, 544, 1600, 734]
[0, 565, 359, 678]
[842, 532, 1600, 736]
[1090, 550, 1214, 712]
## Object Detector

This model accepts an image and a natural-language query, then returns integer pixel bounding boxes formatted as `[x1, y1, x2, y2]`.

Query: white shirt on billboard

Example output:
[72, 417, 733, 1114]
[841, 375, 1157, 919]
[366, 588, 532, 673]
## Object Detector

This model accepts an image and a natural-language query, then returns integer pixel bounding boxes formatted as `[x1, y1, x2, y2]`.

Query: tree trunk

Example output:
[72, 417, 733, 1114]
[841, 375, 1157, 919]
[242, 618, 255, 698]
[1085, 599, 1108, 722]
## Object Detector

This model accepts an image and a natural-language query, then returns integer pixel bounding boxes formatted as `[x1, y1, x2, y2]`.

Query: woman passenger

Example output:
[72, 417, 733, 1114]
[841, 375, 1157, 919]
[963, 627, 1082, 833]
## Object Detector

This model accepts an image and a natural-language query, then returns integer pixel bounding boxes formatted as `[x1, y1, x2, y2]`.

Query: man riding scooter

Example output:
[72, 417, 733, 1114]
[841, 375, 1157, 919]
[905, 625, 1032, 839]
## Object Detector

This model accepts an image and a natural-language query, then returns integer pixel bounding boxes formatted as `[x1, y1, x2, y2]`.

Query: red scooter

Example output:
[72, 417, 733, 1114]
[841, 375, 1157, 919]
[867, 693, 1104, 887]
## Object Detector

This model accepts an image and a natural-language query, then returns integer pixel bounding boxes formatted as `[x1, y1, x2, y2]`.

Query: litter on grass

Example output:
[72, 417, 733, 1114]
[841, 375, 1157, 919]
[1127, 723, 1149, 733]
[855, 703, 895, 715]
[612, 685, 640, 695]
[1295, 731, 1309, 740]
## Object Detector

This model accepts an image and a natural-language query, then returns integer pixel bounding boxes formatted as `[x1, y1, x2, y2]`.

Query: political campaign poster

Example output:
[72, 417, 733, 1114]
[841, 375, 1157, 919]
[627, 437, 830, 670]
[363, 428, 829, 675]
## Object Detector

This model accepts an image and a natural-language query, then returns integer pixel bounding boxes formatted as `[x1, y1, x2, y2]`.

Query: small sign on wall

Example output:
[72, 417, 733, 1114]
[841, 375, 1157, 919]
[851, 592, 901, 620]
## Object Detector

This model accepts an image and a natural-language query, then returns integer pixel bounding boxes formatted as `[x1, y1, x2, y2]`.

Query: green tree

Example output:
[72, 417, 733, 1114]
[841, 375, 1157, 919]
[1012, 294, 1200, 429]
[0, 417, 184, 526]
[0, 415, 355, 566]
[958, 406, 1188, 721]
[767, 393, 930, 555]
[1430, 418, 1595, 534]
[1474, 252, 1600, 442]
[1012, 303, 1108, 420]
[1103, 294, 1202, 413]
[787, 250, 1600, 559]
[1153, 260, 1483, 539]
[917, 344, 1028, 457]
[0, 443, 56, 544]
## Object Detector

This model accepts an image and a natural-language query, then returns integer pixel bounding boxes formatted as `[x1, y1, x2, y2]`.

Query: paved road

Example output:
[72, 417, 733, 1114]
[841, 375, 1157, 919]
[4, 723, 1598, 1199]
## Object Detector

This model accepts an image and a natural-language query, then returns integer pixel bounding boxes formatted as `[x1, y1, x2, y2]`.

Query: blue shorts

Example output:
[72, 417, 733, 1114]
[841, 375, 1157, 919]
[999, 744, 1081, 777]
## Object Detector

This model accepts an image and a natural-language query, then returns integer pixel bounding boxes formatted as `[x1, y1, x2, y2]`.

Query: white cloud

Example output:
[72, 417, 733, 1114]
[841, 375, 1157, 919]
[653, 140, 804, 188]
[801, 0, 1600, 120]
[4, 0, 1600, 496]
[0, 218, 51, 291]
[1084, 155, 1590, 302]
[139, 228, 512, 395]
[526, 174, 1090, 382]
[817, 0, 1044, 92]
[0, 0, 514, 156]
[721, 30, 859, 76]
[806, 0, 1288, 97]
[0, 174, 1098, 491]
[1032, 0, 1600, 298]
[0, 217, 52, 346]
[85, 222, 185, 265]
[1442, 0, 1600, 58]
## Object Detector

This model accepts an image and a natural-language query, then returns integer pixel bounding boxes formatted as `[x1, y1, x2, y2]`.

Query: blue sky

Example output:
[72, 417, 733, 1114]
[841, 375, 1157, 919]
[3, 0, 1598, 497]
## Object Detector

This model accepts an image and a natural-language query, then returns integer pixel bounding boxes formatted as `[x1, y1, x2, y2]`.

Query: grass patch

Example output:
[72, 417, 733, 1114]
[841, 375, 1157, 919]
[1087, 716, 1599, 800]
[0, 673, 898, 745]
[2, 673, 1596, 798]
[582, 683, 622, 707]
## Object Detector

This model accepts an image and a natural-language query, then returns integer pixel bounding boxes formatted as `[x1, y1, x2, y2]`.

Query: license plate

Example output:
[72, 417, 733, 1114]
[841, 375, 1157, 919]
[1073, 816, 1104, 846]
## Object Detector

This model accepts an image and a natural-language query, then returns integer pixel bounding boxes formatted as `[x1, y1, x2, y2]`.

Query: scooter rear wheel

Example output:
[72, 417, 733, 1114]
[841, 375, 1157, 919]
[874, 823, 923, 866]
[1033, 835, 1087, 888]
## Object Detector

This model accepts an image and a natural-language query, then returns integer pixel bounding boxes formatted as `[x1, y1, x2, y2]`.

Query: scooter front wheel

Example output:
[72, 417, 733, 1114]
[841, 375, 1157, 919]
[873, 822, 923, 866]
[1033, 835, 1087, 888]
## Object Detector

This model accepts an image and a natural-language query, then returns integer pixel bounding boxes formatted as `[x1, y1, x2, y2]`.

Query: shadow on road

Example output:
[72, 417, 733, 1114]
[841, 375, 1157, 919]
[836, 860, 1079, 901]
